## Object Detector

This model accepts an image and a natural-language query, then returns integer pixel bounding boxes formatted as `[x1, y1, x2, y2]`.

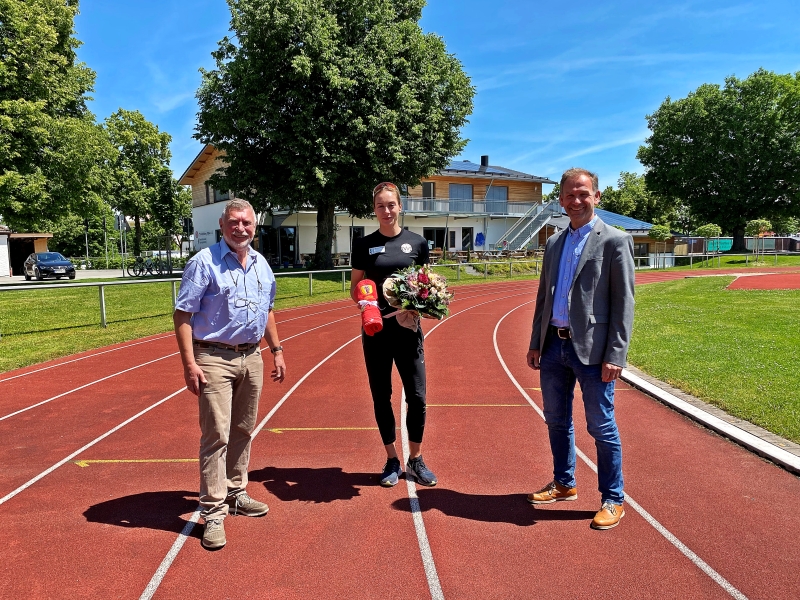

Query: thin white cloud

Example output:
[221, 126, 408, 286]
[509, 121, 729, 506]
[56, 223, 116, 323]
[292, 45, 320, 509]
[550, 132, 648, 163]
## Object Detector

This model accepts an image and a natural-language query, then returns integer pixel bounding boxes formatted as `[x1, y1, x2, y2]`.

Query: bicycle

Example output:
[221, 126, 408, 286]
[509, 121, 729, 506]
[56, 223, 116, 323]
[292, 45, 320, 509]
[127, 256, 163, 277]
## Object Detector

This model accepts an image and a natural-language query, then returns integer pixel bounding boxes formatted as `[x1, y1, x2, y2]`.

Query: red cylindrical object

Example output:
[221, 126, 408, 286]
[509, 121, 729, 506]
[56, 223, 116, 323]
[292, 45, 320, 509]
[356, 279, 383, 336]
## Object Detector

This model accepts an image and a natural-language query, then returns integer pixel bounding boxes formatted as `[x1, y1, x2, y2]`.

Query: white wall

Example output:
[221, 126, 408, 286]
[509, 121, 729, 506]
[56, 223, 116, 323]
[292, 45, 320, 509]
[190, 206, 522, 254]
[0, 235, 9, 277]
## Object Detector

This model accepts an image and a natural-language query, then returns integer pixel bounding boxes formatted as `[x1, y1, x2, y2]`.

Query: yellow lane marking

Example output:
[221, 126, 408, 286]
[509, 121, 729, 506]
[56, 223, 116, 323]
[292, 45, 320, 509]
[427, 404, 527, 407]
[73, 459, 197, 468]
[267, 427, 380, 434]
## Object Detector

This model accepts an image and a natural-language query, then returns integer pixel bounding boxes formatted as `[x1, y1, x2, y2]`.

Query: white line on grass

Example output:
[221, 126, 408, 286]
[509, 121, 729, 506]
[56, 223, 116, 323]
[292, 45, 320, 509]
[0, 335, 173, 383]
[140, 336, 361, 600]
[492, 303, 749, 600]
[0, 353, 179, 422]
[0, 387, 186, 507]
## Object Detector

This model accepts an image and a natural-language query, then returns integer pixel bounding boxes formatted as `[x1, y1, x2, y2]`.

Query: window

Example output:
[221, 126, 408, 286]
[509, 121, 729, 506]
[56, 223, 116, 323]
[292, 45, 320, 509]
[213, 188, 230, 203]
[205, 183, 211, 205]
[423, 227, 446, 250]
[449, 183, 473, 212]
[485, 186, 508, 213]
[634, 243, 649, 257]
[350, 226, 364, 251]
[461, 227, 473, 250]
[448, 230, 456, 248]
[422, 182, 435, 198]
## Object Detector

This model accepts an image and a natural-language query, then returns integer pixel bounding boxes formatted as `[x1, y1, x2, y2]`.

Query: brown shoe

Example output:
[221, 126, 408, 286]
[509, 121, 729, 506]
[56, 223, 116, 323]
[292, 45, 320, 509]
[527, 480, 578, 504]
[591, 502, 625, 530]
[202, 518, 226, 550]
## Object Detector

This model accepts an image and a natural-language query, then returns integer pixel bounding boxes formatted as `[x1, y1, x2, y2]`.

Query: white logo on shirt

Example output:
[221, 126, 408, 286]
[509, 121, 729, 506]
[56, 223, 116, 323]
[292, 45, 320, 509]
[401, 243, 412, 253]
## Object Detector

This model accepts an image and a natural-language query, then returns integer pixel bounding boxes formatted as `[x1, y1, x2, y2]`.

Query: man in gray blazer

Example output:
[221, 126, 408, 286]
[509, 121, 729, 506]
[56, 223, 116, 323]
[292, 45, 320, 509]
[526, 168, 635, 530]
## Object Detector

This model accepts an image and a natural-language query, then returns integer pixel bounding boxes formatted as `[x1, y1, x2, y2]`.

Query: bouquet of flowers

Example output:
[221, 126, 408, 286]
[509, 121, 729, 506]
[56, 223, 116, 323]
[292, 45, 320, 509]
[382, 264, 453, 320]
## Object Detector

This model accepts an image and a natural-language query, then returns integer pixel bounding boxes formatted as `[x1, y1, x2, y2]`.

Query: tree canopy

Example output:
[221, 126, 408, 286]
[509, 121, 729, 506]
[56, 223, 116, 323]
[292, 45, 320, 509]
[196, 0, 475, 267]
[637, 69, 800, 250]
[105, 109, 184, 255]
[599, 171, 674, 225]
[0, 0, 112, 230]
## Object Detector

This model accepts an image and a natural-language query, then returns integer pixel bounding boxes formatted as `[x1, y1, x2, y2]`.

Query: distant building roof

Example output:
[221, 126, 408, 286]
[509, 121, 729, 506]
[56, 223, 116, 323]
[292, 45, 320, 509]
[595, 208, 653, 232]
[438, 159, 556, 184]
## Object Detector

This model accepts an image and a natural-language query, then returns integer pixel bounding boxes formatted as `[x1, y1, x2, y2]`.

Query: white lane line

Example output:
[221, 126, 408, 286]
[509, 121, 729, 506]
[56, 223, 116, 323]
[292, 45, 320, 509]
[400, 395, 444, 600]
[0, 335, 173, 383]
[0, 387, 186, 507]
[0, 353, 179, 422]
[140, 336, 361, 600]
[138, 507, 201, 600]
[393, 290, 537, 600]
[277, 304, 352, 323]
[492, 303, 749, 600]
[281, 315, 357, 342]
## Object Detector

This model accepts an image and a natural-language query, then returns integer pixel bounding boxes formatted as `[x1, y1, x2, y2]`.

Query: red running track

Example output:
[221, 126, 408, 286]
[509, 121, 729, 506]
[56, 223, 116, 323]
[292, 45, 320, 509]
[727, 272, 800, 290]
[0, 274, 798, 599]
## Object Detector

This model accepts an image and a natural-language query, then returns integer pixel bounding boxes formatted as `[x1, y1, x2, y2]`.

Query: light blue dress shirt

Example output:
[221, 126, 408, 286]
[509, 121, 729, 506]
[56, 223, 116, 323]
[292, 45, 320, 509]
[550, 216, 598, 328]
[175, 239, 276, 345]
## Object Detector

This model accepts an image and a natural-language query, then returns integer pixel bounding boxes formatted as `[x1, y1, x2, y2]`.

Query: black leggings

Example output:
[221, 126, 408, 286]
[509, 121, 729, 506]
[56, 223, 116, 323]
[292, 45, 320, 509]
[362, 316, 427, 445]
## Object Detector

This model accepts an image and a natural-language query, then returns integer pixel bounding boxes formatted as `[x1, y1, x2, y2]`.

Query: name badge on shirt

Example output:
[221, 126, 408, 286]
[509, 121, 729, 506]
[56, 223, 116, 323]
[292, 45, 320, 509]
[369, 246, 386, 255]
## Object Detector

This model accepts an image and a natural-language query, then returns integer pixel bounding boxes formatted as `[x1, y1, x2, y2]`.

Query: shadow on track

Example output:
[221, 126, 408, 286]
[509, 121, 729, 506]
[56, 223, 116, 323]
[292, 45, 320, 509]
[391, 489, 596, 526]
[249, 465, 375, 503]
[83, 490, 201, 537]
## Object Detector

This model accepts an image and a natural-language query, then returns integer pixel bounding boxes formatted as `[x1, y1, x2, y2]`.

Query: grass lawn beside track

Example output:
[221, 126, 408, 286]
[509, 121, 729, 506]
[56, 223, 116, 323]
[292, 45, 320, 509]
[629, 276, 800, 443]
[0, 269, 539, 372]
[652, 253, 800, 271]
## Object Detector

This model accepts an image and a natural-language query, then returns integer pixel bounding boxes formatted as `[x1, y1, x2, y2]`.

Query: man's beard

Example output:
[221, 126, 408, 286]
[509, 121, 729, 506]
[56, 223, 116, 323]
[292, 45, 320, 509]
[225, 233, 253, 250]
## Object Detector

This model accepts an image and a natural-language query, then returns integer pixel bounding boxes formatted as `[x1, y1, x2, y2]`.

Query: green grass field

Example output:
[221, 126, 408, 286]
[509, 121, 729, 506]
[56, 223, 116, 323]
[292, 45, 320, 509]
[629, 276, 800, 443]
[655, 253, 800, 270]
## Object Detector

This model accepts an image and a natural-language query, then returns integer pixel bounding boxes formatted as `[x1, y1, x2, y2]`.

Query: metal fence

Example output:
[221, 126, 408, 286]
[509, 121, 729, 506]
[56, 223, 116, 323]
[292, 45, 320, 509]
[0, 261, 543, 329]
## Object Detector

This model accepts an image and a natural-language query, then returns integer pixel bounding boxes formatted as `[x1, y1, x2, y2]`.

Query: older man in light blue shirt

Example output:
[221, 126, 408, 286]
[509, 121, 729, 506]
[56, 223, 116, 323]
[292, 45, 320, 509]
[174, 198, 286, 550]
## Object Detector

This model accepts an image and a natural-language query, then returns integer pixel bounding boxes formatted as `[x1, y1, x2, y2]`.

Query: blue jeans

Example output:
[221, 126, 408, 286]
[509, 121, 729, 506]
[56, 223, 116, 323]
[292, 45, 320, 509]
[539, 331, 624, 505]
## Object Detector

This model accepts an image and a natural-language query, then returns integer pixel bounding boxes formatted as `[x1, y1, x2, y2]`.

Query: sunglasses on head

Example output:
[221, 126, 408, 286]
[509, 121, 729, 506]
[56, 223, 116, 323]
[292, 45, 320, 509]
[372, 182, 399, 197]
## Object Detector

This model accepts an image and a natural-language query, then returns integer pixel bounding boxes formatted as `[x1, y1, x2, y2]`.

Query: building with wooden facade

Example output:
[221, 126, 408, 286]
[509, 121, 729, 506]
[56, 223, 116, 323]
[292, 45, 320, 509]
[179, 145, 658, 266]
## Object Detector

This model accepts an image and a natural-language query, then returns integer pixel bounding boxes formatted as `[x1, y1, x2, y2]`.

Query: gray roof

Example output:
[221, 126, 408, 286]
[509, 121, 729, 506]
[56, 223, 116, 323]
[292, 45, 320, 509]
[441, 160, 556, 183]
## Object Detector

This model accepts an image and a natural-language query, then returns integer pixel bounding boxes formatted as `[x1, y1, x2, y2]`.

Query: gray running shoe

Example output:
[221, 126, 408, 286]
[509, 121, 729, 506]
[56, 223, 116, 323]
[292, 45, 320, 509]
[202, 518, 226, 550]
[379, 457, 403, 487]
[226, 491, 269, 517]
[406, 455, 437, 487]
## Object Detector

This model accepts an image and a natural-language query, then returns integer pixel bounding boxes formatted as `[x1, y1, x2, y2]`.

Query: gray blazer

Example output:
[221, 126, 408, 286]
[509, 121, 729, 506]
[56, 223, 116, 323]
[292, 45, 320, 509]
[530, 218, 635, 366]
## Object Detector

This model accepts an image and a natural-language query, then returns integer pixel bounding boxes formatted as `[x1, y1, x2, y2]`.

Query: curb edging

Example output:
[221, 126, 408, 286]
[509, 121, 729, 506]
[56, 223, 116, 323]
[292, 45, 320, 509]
[621, 368, 800, 476]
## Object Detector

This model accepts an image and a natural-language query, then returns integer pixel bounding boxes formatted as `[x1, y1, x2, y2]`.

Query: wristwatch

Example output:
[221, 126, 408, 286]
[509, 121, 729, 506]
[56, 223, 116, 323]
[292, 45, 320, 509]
[270, 346, 284, 354]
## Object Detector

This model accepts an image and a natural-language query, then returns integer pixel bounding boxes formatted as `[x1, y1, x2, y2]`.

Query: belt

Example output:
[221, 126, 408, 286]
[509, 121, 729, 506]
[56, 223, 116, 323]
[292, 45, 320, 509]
[548, 325, 571, 340]
[193, 340, 260, 352]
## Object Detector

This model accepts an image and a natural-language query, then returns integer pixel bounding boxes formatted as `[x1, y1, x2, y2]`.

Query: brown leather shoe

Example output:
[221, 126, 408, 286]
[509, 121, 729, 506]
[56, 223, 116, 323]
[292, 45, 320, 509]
[591, 502, 625, 530]
[527, 480, 578, 504]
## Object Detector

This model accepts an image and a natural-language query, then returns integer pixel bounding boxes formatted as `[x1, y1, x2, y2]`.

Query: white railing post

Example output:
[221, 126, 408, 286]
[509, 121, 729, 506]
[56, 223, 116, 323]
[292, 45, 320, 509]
[99, 285, 107, 328]
[309, 272, 313, 296]
[171, 281, 177, 308]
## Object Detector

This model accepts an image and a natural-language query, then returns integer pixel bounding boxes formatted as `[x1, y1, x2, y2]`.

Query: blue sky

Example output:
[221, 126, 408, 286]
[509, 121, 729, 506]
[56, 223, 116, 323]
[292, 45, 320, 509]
[76, 0, 800, 194]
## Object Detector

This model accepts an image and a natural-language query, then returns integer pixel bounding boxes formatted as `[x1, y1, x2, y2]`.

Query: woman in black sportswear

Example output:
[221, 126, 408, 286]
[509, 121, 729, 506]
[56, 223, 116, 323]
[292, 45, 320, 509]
[350, 182, 437, 488]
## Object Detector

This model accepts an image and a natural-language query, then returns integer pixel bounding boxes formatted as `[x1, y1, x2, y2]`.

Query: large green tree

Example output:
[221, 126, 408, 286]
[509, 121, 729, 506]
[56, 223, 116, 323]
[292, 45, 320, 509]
[105, 109, 175, 256]
[638, 69, 800, 250]
[196, 0, 474, 268]
[599, 171, 675, 225]
[0, 0, 112, 230]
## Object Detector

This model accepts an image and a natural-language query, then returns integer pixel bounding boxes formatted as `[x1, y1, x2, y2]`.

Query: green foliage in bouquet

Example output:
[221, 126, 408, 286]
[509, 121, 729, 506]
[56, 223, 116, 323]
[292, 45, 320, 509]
[383, 265, 454, 320]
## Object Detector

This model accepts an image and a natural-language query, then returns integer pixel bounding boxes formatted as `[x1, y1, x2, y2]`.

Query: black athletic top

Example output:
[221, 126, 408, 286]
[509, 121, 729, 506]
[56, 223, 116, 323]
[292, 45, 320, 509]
[352, 229, 430, 314]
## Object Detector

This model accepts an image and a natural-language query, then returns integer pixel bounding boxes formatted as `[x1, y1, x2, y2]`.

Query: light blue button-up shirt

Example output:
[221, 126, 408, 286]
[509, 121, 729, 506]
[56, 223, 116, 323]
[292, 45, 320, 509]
[550, 216, 598, 328]
[175, 239, 276, 345]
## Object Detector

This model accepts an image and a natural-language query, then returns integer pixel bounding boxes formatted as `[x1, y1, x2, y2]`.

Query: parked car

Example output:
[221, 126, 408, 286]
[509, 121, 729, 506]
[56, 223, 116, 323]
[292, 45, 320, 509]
[23, 252, 76, 280]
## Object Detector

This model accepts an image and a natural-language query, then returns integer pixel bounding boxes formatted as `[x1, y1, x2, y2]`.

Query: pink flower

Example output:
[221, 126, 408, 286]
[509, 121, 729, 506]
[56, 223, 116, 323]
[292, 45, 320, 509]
[419, 288, 429, 299]
[418, 272, 429, 284]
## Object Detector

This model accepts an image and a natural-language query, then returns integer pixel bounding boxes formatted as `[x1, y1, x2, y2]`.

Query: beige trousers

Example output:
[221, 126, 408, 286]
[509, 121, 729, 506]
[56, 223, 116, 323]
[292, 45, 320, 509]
[194, 344, 264, 520]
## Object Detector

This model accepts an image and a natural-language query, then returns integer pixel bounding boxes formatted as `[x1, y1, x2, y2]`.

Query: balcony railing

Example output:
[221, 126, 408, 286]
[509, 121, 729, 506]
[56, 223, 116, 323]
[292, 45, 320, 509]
[401, 197, 537, 216]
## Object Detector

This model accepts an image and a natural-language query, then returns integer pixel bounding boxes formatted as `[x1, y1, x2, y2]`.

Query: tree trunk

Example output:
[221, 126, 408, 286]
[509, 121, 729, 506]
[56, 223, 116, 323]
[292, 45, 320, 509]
[314, 201, 335, 269]
[134, 215, 142, 256]
[731, 228, 746, 252]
